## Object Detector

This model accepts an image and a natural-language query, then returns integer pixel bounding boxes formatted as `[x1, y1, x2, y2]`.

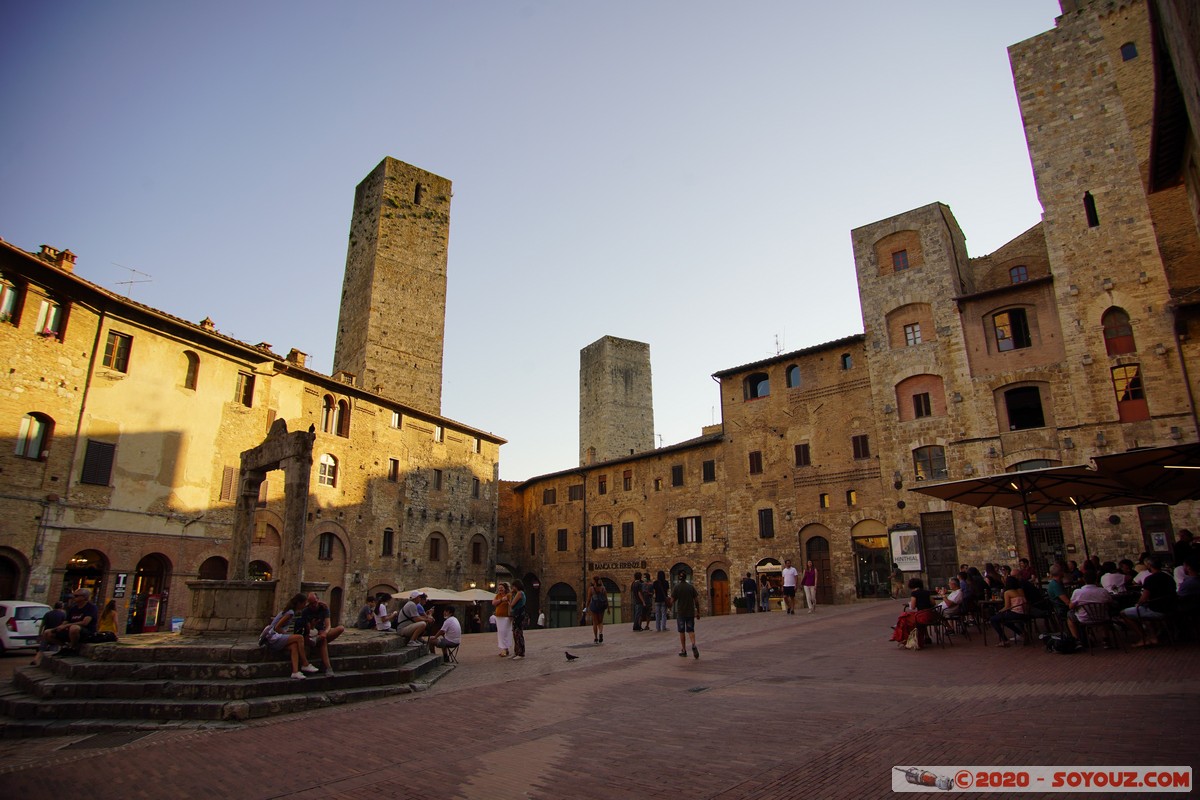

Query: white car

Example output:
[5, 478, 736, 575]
[0, 601, 52, 653]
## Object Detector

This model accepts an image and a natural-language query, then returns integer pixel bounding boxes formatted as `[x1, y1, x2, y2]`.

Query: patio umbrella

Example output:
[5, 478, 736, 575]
[1090, 442, 1200, 504]
[911, 464, 1157, 560]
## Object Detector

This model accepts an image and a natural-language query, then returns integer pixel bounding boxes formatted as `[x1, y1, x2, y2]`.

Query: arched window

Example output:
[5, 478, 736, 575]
[1102, 307, 1136, 355]
[743, 372, 770, 400]
[15, 412, 53, 460]
[248, 560, 273, 581]
[318, 454, 338, 487]
[182, 351, 199, 390]
[840, 353, 853, 370]
[198, 556, 228, 580]
[785, 365, 800, 388]
[1009, 265, 1028, 284]
[321, 395, 336, 433]
[336, 399, 351, 437]
[913, 446, 948, 481]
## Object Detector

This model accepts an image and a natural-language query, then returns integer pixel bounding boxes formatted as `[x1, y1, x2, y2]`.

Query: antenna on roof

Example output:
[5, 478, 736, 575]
[112, 263, 153, 298]
[774, 333, 784, 355]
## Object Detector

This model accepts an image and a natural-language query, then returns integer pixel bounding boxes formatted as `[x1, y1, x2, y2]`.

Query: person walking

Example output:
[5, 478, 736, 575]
[630, 572, 646, 631]
[741, 572, 757, 613]
[587, 576, 608, 643]
[889, 563, 904, 600]
[492, 582, 512, 657]
[651, 570, 670, 631]
[760, 575, 771, 612]
[781, 560, 799, 615]
[509, 580, 528, 660]
[671, 571, 700, 659]
[802, 560, 818, 614]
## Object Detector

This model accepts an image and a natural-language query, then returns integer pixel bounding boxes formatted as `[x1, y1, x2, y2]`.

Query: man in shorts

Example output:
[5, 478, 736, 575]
[397, 590, 433, 646]
[781, 559, 799, 615]
[298, 592, 345, 675]
[430, 605, 462, 662]
[45, 587, 99, 656]
[671, 572, 700, 659]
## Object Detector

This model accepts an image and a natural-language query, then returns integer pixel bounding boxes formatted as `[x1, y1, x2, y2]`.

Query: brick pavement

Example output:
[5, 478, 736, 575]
[0, 602, 1196, 799]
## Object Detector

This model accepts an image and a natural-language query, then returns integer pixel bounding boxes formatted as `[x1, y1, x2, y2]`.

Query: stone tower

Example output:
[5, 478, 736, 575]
[333, 157, 450, 415]
[579, 336, 654, 465]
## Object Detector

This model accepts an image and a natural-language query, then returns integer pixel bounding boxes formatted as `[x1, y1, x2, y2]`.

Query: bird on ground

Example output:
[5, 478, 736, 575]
[565, 651, 579, 661]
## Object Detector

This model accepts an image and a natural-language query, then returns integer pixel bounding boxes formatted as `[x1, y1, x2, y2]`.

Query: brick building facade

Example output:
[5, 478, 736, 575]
[498, 0, 1199, 624]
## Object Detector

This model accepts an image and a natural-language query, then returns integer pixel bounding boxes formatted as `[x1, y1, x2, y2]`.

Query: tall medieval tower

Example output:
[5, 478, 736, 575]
[333, 157, 450, 416]
[579, 336, 655, 464]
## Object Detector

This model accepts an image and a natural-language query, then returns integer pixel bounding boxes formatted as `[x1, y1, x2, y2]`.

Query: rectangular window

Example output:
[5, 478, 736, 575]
[819, 493, 831, 508]
[621, 521, 634, 547]
[472, 477, 481, 498]
[429, 537, 441, 561]
[36, 299, 64, 338]
[472, 436, 481, 454]
[0, 279, 19, 323]
[892, 250, 909, 271]
[382, 528, 394, 556]
[913, 446, 948, 481]
[556, 528, 568, 551]
[434, 425, 444, 443]
[1112, 365, 1149, 422]
[102, 331, 132, 372]
[757, 508, 774, 539]
[591, 524, 612, 549]
[543, 488, 557, 505]
[15, 415, 50, 459]
[622, 470, 632, 491]
[319, 534, 335, 560]
[846, 489, 858, 507]
[653, 477, 663, 491]
[748, 451, 763, 475]
[671, 464, 684, 487]
[913, 392, 932, 418]
[219, 466, 237, 501]
[80, 440, 116, 486]
[235, 372, 254, 406]
[994, 309, 1032, 352]
[391, 411, 401, 428]
[568, 484, 584, 501]
[677, 516, 702, 544]
[903, 323, 921, 346]
[852, 434, 871, 459]
[794, 443, 811, 467]
[472, 540, 483, 564]
[388, 458, 400, 482]
[530, 533, 535, 556]
[432, 469, 443, 490]
[702, 460, 716, 482]
[597, 475, 607, 495]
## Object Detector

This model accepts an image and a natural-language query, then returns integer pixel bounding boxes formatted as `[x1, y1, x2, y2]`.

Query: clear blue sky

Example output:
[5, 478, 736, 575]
[0, 1, 1061, 480]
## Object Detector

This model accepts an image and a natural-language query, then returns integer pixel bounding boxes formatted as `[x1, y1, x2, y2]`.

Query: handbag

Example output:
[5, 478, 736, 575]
[905, 629, 920, 650]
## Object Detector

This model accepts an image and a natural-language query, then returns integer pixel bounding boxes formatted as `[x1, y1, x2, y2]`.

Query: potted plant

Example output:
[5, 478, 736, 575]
[733, 596, 748, 614]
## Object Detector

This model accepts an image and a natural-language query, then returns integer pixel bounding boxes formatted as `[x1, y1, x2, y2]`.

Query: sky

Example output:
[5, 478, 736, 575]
[0, 1, 1062, 481]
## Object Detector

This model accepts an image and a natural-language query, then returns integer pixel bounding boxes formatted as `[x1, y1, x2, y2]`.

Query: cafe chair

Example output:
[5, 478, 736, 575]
[917, 608, 955, 649]
[1075, 602, 1127, 654]
[955, 599, 988, 646]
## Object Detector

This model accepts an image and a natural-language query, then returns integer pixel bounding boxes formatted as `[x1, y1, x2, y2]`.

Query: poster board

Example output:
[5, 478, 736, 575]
[890, 528, 922, 572]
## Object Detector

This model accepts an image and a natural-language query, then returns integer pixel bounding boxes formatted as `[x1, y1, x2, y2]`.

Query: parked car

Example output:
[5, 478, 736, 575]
[0, 601, 52, 654]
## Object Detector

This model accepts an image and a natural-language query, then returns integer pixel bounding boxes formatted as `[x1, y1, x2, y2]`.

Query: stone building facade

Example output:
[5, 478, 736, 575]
[579, 336, 654, 466]
[0, 159, 503, 631]
[497, 0, 1199, 624]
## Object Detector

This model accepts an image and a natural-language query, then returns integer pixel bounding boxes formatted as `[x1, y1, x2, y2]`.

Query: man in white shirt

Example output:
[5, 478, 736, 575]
[1066, 573, 1113, 642]
[430, 605, 462, 662]
[781, 560, 799, 615]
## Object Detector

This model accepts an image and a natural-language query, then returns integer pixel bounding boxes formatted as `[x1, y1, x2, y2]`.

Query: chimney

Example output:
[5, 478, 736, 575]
[199, 317, 216, 331]
[39, 245, 59, 261]
[255, 342, 274, 354]
[285, 348, 308, 368]
[56, 249, 77, 272]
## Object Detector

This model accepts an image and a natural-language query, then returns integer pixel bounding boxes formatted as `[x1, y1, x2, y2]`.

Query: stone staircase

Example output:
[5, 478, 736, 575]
[0, 629, 452, 738]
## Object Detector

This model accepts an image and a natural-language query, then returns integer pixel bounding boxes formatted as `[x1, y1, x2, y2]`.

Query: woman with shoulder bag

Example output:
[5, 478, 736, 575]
[509, 580, 528, 660]
[266, 593, 319, 679]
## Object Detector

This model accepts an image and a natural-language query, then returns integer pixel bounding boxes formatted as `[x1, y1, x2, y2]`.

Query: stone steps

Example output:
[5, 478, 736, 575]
[0, 630, 454, 737]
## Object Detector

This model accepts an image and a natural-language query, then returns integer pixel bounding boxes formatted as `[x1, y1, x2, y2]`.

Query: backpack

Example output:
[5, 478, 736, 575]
[595, 590, 609, 611]
[1041, 633, 1079, 654]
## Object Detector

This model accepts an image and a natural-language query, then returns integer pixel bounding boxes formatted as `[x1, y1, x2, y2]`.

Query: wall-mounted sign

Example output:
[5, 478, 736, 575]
[113, 572, 128, 598]
[890, 529, 922, 572]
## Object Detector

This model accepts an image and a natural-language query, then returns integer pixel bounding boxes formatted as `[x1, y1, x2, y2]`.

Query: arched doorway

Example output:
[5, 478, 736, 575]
[546, 582, 577, 629]
[126, 553, 171, 634]
[805, 536, 833, 605]
[851, 519, 889, 599]
[670, 562, 693, 583]
[522, 572, 542, 626]
[329, 586, 343, 627]
[755, 558, 781, 611]
[63, 549, 108, 604]
[709, 568, 730, 615]
[198, 556, 228, 580]
[0, 550, 25, 599]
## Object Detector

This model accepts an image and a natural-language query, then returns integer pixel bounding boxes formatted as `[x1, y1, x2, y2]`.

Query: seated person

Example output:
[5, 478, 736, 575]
[299, 592, 345, 675]
[1044, 563, 1071, 620]
[1066, 571, 1113, 642]
[1120, 557, 1177, 646]
[989, 577, 1027, 647]
[397, 591, 433, 645]
[1099, 561, 1126, 593]
[355, 596, 376, 629]
[32, 602, 66, 666]
[374, 593, 397, 631]
[889, 578, 936, 648]
[44, 587, 99, 656]
[430, 605, 462, 661]
[937, 578, 963, 616]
